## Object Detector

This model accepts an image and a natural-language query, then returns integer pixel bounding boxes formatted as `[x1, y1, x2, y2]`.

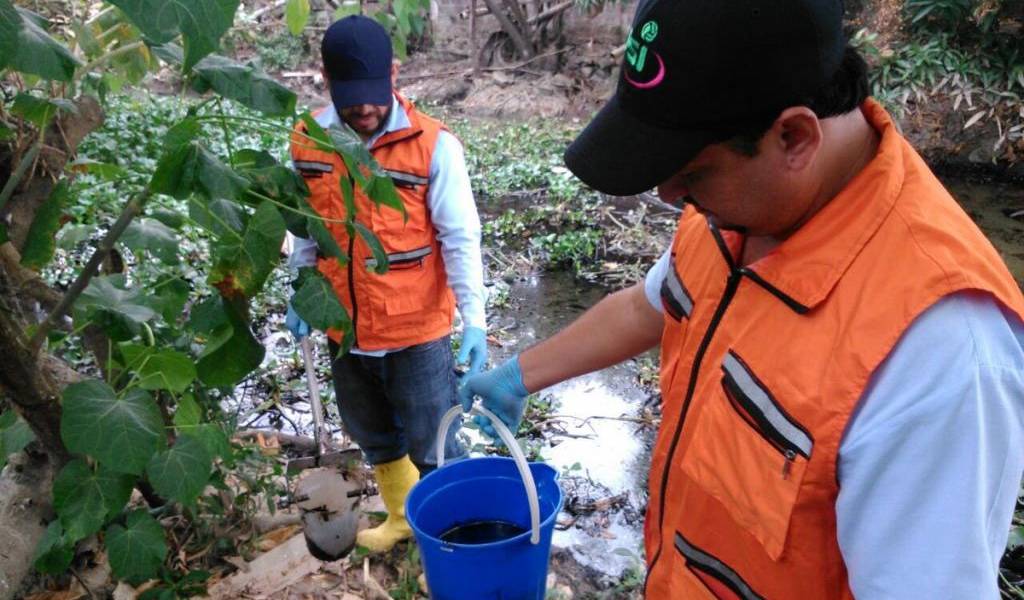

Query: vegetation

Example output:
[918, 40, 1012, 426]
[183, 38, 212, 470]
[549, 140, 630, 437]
[852, 0, 1024, 160]
[0, 1, 413, 596]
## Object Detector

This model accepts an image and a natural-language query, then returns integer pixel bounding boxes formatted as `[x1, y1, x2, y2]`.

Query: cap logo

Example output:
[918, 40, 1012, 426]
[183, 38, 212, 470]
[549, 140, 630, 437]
[624, 20, 664, 89]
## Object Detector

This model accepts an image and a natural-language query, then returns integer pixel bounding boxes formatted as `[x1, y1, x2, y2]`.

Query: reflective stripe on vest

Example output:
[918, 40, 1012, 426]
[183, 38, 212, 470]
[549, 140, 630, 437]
[289, 97, 456, 350]
[644, 99, 1024, 599]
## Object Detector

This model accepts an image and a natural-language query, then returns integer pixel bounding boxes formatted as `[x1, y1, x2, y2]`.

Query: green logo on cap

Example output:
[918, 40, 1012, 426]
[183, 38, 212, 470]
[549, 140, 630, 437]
[640, 21, 658, 43]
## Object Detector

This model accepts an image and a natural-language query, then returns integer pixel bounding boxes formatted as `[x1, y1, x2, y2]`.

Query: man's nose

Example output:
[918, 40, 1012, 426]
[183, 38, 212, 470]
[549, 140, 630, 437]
[656, 182, 689, 207]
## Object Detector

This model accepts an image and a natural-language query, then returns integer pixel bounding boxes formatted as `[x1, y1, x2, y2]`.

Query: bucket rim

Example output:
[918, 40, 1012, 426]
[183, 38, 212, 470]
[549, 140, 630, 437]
[406, 457, 563, 549]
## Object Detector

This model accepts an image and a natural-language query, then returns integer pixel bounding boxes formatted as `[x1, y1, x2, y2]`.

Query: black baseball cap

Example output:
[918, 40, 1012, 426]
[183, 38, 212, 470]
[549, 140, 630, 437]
[565, 0, 846, 196]
[321, 15, 393, 110]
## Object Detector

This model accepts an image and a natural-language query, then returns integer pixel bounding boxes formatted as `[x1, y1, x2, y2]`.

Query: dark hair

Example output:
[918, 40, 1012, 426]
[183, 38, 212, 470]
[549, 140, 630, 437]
[725, 45, 871, 156]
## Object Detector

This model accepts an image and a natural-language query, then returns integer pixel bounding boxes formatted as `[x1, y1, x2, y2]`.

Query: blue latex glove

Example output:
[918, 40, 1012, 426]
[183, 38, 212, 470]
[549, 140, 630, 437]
[458, 356, 529, 440]
[285, 302, 311, 340]
[456, 326, 488, 376]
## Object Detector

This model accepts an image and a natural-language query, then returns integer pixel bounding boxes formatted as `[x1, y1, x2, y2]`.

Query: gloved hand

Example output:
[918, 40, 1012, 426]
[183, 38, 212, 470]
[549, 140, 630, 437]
[457, 356, 529, 440]
[456, 326, 488, 376]
[286, 301, 311, 340]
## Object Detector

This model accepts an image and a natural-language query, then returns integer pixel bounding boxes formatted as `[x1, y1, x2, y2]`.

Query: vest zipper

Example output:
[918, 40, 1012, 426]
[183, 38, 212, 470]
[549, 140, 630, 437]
[347, 234, 358, 349]
[646, 265, 743, 592]
[782, 449, 796, 480]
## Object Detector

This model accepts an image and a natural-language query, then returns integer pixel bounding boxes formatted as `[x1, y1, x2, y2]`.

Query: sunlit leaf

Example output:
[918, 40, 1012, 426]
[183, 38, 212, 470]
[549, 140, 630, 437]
[7, 6, 80, 81]
[69, 158, 127, 180]
[106, 510, 167, 584]
[364, 174, 405, 218]
[20, 179, 68, 270]
[188, 53, 297, 117]
[298, 112, 335, 153]
[61, 380, 163, 475]
[334, 2, 360, 20]
[53, 459, 134, 539]
[285, 0, 310, 35]
[122, 218, 179, 264]
[109, 0, 240, 71]
[146, 433, 212, 506]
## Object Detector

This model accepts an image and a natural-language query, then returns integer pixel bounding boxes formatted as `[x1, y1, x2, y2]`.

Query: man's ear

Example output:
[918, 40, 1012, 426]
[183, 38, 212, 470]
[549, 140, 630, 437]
[391, 59, 400, 88]
[771, 107, 822, 172]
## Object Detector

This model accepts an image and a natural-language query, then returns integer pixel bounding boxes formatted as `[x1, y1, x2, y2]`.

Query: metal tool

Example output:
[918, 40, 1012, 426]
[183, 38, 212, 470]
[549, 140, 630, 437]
[289, 337, 362, 561]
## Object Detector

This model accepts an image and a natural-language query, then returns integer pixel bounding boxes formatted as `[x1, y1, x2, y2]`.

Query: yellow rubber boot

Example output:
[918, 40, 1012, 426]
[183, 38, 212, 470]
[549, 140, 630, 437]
[357, 455, 420, 552]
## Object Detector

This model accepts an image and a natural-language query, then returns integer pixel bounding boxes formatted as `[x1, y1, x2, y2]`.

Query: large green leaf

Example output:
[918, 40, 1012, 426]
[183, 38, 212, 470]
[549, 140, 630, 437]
[364, 174, 405, 218]
[145, 276, 191, 324]
[150, 141, 249, 201]
[0, 410, 35, 471]
[120, 343, 197, 393]
[146, 433, 211, 506]
[8, 7, 80, 81]
[190, 423, 232, 461]
[75, 276, 157, 341]
[298, 112, 335, 153]
[172, 393, 202, 429]
[33, 521, 74, 575]
[60, 380, 163, 475]
[285, 0, 310, 35]
[189, 197, 247, 237]
[354, 222, 389, 275]
[0, 0, 19, 71]
[20, 179, 68, 270]
[110, 0, 239, 71]
[122, 218, 179, 264]
[158, 50, 297, 117]
[106, 510, 167, 584]
[292, 267, 352, 332]
[190, 298, 265, 386]
[53, 459, 134, 540]
[209, 201, 285, 296]
[11, 93, 77, 128]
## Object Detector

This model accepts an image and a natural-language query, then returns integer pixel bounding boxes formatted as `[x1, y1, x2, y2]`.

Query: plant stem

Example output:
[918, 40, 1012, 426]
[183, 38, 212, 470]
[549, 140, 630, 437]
[0, 133, 44, 211]
[29, 188, 153, 352]
[73, 41, 146, 83]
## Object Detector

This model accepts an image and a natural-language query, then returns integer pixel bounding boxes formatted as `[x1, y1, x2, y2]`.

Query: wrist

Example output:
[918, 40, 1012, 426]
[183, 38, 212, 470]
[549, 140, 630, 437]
[502, 355, 529, 396]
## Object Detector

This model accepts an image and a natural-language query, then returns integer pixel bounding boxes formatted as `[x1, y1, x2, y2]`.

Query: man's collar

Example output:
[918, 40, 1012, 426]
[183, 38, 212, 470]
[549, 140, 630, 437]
[315, 95, 410, 144]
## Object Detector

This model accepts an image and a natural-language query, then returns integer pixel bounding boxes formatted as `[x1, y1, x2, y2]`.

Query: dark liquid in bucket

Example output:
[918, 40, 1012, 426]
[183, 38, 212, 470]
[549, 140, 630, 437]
[439, 520, 527, 544]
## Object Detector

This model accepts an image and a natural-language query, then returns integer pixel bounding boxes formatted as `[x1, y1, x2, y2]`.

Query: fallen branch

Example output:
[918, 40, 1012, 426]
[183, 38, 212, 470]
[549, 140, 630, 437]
[396, 46, 573, 83]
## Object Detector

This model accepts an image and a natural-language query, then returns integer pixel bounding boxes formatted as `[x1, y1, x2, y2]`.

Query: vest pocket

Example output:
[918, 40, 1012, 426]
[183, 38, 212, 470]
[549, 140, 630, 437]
[681, 350, 813, 560]
[675, 533, 765, 600]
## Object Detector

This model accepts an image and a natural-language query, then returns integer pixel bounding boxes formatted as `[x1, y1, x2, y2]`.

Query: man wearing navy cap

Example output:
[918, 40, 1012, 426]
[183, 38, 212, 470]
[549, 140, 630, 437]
[461, 0, 1024, 596]
[286, 15, 487, 553]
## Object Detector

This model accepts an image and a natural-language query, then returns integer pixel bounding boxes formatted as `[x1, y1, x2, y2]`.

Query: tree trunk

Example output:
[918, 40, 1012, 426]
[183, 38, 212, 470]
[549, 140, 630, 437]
[0, 447, 58, 600]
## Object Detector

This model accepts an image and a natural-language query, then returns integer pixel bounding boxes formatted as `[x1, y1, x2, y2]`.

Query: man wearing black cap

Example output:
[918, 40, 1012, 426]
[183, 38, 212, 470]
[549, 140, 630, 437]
[287, 15, 487, 553]
[460, 0, 1024, 596]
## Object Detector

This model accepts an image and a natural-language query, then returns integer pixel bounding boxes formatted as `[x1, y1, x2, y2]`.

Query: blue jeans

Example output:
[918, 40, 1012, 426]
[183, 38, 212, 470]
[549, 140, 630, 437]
[328, 336, 465, 475]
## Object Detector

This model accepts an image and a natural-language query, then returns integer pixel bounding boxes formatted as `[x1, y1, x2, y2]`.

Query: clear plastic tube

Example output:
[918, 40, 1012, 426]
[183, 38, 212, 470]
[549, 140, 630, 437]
[436, 404, 541, 545]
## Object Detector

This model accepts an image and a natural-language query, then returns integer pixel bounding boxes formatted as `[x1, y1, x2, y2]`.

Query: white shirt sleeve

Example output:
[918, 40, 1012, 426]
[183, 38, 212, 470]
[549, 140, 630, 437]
[427, 130, 487, 330]
[836, 291, 1024, 599]
[287, 234, 319, 270]
[644, 249, 671, 313]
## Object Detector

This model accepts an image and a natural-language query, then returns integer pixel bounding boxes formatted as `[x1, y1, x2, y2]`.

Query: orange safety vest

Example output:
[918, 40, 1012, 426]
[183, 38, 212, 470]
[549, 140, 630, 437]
[289, 96, 455, 350]
[646, 99, 1024, 598]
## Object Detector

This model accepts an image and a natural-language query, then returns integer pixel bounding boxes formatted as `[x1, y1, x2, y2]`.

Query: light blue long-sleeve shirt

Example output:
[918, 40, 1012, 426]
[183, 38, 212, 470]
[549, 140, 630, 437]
[290, 97, 486, 355]
[645, 249, 1024, 598]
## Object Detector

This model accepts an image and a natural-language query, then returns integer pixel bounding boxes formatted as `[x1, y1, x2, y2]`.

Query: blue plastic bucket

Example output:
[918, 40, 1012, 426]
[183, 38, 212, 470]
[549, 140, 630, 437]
[407, 456, 562, 600]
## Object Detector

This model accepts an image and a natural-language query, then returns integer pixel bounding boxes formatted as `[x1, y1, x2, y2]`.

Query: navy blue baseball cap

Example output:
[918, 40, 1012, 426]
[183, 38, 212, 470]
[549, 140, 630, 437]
[565, 0, 845, 196]
[321, 15, 393, 110]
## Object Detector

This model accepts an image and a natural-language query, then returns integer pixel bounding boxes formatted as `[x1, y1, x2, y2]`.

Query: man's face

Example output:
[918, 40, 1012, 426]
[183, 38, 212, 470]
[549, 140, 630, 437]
[340, 103, 390, 137]
[656, 136, 813, 238]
